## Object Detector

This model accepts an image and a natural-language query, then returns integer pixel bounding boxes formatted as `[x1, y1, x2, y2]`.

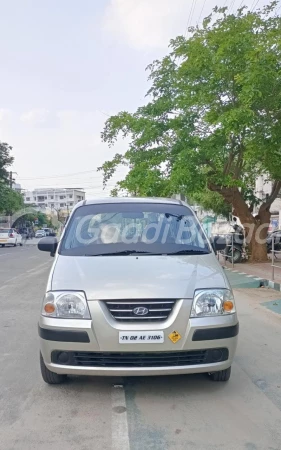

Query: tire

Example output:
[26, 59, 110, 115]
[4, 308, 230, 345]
[14, 240, 17, 247]
[209, 366, 231, 382]
[40, 353, 67, 385]
[20, 242, 23, 246]
[228, 247, 242, 264]
[0, 244, 4, 248]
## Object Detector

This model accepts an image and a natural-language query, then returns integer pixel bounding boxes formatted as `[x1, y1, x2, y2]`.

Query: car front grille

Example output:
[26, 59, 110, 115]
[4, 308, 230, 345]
[52, 349, 230, 367]
[104, 299, 177, 322]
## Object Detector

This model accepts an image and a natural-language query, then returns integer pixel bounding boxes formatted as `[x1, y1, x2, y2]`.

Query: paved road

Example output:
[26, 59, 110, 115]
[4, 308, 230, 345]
[1, 246, 281, 450]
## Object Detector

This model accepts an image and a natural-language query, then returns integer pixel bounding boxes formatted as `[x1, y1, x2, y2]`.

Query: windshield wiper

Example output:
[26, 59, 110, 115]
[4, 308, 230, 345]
[165, 213, 184, 221]
[167, 249, 210, 255]
[84, 250, 155, 257]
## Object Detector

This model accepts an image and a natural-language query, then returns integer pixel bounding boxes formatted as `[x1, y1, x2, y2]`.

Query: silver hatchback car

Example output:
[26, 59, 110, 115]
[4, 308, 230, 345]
[38, 198, 238, 384]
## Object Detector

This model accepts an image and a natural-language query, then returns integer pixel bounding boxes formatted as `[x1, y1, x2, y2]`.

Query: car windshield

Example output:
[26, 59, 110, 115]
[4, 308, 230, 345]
[60, 202, 210, 256]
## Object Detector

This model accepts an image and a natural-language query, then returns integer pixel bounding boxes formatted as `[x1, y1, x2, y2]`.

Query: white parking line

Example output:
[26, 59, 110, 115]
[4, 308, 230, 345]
[111, 385, 130, 450]
[0, 253, 10, 257]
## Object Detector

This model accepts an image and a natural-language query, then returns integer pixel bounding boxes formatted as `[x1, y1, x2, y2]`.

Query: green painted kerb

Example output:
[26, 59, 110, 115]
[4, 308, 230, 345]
[261, 299, 281, 315]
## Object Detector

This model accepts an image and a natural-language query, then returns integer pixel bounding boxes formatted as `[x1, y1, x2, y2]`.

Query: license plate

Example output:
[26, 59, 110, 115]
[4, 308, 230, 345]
[0, 239, 7, 242]
[119, 331, 164, 344]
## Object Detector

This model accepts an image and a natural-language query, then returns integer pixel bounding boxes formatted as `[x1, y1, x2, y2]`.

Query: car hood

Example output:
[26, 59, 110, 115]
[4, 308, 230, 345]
[50, 253, 229, 300]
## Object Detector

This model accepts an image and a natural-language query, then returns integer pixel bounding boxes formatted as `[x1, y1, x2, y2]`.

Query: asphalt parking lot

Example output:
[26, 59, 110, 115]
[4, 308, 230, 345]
[1, 245, 281, 450]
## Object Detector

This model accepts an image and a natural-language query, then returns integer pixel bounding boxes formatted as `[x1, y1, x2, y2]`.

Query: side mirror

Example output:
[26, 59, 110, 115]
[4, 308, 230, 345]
[210, 235, 226, 252]
[38, 237, 58, 257]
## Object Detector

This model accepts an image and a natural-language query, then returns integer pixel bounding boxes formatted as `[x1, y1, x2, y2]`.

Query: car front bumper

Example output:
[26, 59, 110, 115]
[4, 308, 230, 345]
[40, 357, 234, 377]
[39, 301, 239, 376]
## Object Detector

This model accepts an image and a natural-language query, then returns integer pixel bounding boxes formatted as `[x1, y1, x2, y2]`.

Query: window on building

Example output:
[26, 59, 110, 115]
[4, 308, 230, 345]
[59, 195, 65, 199]
[60, 203, 65, 207]
[50, 196, 54, 199]
[69, 202, 73, 206]
[38, 196, 45, 202]
[68, 194, 73, 199]
[51, 204, 55, 208]
[26, 197, 30, 201]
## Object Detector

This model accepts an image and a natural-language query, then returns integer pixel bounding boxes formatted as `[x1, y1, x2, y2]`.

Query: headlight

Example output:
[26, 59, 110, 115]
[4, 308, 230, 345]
[42, 291, 91, 319]
[190, 289, 235, 317]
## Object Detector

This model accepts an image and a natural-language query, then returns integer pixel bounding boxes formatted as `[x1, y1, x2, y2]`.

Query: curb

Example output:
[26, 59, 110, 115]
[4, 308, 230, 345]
[223, 267, 281, 292]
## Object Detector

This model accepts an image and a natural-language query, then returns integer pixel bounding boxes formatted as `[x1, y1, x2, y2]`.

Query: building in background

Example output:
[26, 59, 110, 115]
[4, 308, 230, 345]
[23, 188, 85, 220]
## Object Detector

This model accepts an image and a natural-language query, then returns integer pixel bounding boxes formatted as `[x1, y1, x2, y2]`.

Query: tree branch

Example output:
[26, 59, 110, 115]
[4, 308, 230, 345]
[259, 180, 281, 213]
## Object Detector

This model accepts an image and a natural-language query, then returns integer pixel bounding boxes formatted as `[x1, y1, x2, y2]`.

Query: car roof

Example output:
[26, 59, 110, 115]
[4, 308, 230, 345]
[78, 197, 185, 207]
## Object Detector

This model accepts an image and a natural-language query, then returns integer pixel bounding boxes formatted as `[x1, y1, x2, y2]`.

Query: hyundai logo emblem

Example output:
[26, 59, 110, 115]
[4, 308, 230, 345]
[133, 306, 149, 316]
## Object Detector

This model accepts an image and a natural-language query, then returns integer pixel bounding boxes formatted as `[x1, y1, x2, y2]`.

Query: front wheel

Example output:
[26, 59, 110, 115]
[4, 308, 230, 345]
[209, 366, 231, 382]
[40, 353, 67, 385]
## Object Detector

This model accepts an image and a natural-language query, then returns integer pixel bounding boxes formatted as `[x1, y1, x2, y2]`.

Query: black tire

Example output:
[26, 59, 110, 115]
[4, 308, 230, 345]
[20, 242, 23, 246]
[14, 240, 17, 247]
[0, 244, 4, 248]
[40, 353, 66, 385]
[209, 366, 231, 382]
[228, 247, 242, 264]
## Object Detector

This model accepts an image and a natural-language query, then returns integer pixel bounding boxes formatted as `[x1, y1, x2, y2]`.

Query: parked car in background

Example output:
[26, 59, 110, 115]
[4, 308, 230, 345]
[0, 228, 23, 247]
[35, 230, 46, 238]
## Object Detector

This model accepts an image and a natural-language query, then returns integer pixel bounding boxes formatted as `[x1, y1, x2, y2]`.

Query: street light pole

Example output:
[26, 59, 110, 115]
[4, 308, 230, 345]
[9, 171, 18, 188]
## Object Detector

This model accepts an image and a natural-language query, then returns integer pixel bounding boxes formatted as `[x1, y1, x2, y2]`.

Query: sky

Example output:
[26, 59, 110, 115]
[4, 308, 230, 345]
[0, 0, 272, 197]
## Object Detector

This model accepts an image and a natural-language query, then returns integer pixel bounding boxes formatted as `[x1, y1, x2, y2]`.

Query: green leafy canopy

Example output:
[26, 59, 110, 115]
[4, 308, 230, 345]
[0, 141, 24, 215]
[100, 2, 281, 220]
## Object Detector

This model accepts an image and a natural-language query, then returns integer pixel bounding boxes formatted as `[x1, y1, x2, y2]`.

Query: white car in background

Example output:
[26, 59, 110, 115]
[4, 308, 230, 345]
[35, 230, 46, 238]
[0, 228, 23, 247]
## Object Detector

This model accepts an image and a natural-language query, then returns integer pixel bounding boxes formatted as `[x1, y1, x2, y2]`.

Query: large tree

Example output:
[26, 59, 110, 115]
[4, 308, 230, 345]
[100, 3, 281, 262]
[0, 186, 24, 215]
[0, 141, 24, 215]
[0, 141, 13, 184]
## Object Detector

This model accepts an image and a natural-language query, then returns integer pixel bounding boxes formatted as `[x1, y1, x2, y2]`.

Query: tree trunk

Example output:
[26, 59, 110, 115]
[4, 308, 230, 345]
[208, 184, 270, 263]
[245, 223, 269, 263]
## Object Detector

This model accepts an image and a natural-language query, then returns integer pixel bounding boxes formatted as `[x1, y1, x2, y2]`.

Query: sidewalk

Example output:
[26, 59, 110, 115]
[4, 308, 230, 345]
[221, 255, 281, 291]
